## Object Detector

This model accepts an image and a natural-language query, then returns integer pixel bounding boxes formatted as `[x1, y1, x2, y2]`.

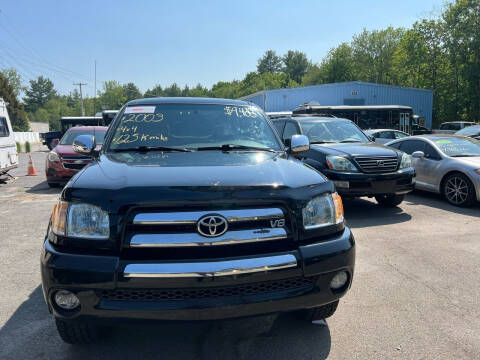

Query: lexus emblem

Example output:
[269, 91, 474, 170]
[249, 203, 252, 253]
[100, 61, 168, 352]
[197, 214, 228, 237]
[376, 160, 385, 167]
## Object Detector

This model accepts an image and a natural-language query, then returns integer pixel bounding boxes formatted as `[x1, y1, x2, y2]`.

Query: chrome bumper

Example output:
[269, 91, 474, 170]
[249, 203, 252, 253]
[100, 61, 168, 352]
[123, 254, 297, 278]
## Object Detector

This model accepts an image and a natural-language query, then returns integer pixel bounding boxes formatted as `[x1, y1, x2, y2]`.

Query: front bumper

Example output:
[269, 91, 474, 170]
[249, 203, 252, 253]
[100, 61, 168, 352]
[41, 227, 355, 322]
[324, 168, 416, 197]
[45, 159, 90, 184]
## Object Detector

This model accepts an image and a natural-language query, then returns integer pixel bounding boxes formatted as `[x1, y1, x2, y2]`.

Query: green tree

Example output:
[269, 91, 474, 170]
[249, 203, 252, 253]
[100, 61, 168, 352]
[351, 27, 405, 84]
[144, 84, 164, 98]
[0, 72, 29, 131]
[163, 83, 182, 97]
[123, 82, 142, 102]
[99, 81, 127, 109]
[0, 68, 24, 97]
[189, 83, 209, 97]
[282, 50, 311, 83]
[443, 0, 480, 122]
[23, 76, 56, 113]
[257, 50, 283, 74]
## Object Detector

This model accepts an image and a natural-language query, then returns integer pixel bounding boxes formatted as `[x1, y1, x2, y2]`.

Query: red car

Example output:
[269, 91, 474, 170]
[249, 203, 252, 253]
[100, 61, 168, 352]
[45, 126, 108, 187]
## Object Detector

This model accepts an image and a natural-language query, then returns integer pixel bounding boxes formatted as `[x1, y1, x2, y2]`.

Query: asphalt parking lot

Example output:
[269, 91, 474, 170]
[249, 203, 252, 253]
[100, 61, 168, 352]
[0, 151, 479, 360]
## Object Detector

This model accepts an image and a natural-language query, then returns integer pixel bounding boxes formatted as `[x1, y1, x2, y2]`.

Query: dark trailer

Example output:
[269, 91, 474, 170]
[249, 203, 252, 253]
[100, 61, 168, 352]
[61, 111, 118, 132]
[292, 105, 416, 134]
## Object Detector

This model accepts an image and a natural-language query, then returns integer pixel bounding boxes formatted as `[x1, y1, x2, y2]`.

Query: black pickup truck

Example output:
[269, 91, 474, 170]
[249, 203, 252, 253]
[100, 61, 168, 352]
[41, 98, 355, 344]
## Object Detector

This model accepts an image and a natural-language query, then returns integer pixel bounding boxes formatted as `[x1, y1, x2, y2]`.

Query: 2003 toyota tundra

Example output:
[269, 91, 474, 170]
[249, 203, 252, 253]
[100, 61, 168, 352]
[41, 97, 355, 344]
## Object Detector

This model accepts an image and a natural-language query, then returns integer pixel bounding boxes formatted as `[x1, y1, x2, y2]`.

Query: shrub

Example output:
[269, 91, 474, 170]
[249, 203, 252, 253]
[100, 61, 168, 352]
[25, 141, 31, 153]
[16, 142, 21, 153]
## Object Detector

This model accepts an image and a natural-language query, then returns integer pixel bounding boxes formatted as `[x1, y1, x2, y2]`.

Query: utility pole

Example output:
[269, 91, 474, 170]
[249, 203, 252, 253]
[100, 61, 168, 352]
[73, 82, 87, 116]
[94, 60, 97, 115]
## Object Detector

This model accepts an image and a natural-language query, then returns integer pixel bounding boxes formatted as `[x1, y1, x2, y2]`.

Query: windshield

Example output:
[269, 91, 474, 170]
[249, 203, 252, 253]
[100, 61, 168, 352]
[60, 129, 107, 145]
[434, 137, 480, 157]
[299, 120, 370, 144]
[107, 104, 281, 151]
[456, 125, 480, 136]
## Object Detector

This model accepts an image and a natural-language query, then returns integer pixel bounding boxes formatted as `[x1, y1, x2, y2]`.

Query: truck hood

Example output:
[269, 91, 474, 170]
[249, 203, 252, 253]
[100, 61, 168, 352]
[65, 151, 332, 212]
[311, 142, 401, 157]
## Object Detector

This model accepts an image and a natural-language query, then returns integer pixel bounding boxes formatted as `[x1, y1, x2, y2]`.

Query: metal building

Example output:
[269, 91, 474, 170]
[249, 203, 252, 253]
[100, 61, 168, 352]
[240, 81, 434, 129]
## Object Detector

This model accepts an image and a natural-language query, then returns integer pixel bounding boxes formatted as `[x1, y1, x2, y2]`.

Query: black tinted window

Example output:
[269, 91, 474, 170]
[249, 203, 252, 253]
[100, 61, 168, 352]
[424, 143, 441, 159]
[273, 120, 285, 136]
[0, 117, 9, 137]
[377, 131, 394, 139]
[399, 140, 425, 154]
[282, 122, 300, 140]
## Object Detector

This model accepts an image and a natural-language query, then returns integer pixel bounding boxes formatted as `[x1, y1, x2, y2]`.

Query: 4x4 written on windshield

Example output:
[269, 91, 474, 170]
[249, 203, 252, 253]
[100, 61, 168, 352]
[108, 104, 281, 151]
[112, 111, 167, 145]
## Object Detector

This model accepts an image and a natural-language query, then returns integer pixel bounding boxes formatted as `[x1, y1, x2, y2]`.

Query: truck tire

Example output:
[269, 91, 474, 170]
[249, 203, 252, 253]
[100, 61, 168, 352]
[300, 300, 339, 321]
[375, 194, 404, 207]
[55, 319, 102, 344]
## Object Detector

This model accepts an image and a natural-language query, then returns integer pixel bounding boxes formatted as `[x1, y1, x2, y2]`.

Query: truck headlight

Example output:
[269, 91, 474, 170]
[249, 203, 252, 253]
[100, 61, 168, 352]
[51, 201, 109, 239]
[326, 156, 358, 172]
[399, 153, 412, 169]
[48, 151, 60, 162]
[302, 193, 344, 230]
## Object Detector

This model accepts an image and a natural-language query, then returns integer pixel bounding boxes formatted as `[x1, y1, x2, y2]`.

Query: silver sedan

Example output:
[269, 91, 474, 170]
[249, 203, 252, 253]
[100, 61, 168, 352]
[386, 135, 480, 206]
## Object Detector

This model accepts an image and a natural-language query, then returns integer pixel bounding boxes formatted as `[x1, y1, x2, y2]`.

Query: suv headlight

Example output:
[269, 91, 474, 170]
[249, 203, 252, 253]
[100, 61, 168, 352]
[302, 193, 344, 230]
[48, 151, 60, 162]
[326, 155, 358, 172]
[399, 153, 412, 169]
[51, 201, 109, 239]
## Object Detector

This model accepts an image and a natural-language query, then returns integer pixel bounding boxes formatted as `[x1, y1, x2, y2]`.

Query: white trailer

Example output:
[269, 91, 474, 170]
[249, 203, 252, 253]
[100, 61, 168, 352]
[0, 98, 19, 174]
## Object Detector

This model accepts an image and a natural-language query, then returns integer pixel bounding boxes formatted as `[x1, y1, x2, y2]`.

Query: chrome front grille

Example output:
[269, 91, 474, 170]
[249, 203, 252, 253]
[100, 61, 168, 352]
[354, 156, 398, 173]
[126, 208, 287, 248]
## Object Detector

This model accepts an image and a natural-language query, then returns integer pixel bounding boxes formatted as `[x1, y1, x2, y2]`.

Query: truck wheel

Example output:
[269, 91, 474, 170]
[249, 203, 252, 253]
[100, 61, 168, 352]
[301, 300, 339, 321]
[55, 319, 102, 344]
[375, 194, 404, 207]
[442, 173, 476, 207]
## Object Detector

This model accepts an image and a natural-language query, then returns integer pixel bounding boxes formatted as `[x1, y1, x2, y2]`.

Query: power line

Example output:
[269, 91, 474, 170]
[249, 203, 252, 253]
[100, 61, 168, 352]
[0, 10, 92, 81]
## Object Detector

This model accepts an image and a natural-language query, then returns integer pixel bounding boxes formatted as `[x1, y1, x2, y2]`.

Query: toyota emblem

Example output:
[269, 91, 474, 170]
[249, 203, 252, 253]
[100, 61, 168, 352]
[197, 214, 228, 237]
[376, 160, 385, 167]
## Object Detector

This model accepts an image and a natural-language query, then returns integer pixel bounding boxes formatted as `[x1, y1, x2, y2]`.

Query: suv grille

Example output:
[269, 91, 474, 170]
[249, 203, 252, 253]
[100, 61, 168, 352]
[97, 276, 317, 302]
[63, 163, 87, 170]
[354, 156, 398, 173]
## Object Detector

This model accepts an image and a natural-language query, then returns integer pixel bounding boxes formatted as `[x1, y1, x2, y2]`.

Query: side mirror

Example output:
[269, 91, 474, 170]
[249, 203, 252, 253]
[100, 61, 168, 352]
[73, 135, 97, 156]
[412, 151, 425, 159]
[51, 139, 60, 147]
[290, 134, 310, 154]
[368, 135, 375, 142]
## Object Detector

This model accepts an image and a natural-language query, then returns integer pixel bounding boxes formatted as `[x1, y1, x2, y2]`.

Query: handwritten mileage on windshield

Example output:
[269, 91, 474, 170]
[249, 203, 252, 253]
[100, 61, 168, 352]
[224, 106, 258, 118]
[112, 113, 168, 145]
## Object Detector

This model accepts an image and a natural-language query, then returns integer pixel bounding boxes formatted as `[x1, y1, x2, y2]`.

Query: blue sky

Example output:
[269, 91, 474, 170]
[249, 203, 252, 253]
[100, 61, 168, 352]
[0, 0, 445, 96]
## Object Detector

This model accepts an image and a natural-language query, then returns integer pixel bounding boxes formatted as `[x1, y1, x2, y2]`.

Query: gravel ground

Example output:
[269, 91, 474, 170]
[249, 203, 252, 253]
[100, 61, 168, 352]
[0, 152, 479, 359]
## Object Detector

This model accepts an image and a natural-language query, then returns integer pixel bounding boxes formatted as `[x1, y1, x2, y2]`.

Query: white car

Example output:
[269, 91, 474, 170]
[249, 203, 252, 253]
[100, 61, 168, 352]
[0, 98, 18, 175]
